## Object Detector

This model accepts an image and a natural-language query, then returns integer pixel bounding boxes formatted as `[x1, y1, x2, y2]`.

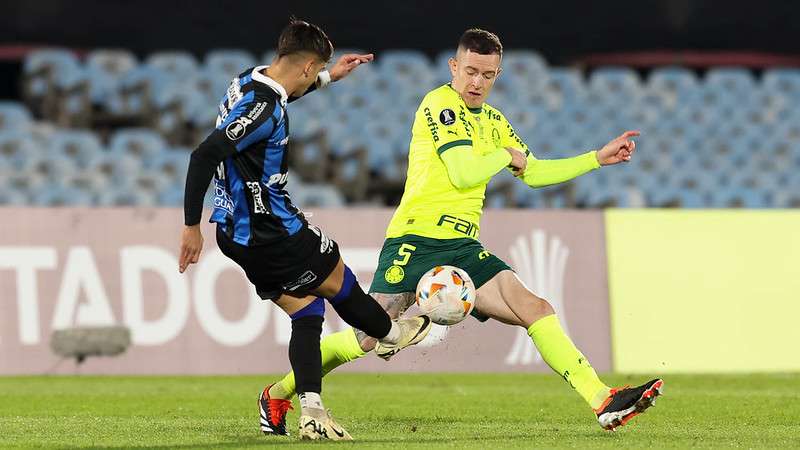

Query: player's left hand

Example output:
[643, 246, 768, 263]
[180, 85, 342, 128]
[596, 130, 639, 166]
[179, 225, 203, 273]
[329, 53, 374, 81]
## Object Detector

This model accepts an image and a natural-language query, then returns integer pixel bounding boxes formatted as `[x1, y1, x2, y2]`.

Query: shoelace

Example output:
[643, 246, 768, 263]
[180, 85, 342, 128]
[269, 399, 293, 425]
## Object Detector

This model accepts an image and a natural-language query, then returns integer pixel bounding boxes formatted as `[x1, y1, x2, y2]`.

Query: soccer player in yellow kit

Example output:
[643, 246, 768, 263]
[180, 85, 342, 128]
[262, 29, 663, 434]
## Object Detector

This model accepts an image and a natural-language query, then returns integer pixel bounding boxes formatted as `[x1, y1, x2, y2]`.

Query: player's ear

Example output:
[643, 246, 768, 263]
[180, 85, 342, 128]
[448, 57, 457, 78]
[302, 59, 316, 78]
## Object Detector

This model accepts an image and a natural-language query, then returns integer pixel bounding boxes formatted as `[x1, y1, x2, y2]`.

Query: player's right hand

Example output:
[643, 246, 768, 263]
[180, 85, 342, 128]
[505, 147, 527, 176]
[179, 225, 203, 273]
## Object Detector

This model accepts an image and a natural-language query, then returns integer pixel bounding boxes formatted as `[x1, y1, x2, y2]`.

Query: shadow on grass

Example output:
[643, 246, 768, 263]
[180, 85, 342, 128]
[58, 430, 564, 449]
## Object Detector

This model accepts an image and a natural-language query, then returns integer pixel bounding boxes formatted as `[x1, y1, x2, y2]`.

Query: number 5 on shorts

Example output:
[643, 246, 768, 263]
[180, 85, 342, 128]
[392, 243, 416, 266]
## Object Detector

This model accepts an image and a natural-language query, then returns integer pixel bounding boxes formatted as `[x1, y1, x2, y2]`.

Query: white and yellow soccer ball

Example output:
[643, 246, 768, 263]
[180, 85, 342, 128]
[415, 265, 477, 325]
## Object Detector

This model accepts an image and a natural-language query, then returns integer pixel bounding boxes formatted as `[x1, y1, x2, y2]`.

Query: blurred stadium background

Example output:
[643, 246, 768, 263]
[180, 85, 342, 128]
[1, 1, 799, 447]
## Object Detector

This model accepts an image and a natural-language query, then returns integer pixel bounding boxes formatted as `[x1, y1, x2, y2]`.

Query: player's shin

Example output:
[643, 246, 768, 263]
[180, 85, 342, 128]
[272, 328, 366, 399]
[327, 265, 399, 343]
[288, 298, 327, 420]
[527, 314, 611, 409]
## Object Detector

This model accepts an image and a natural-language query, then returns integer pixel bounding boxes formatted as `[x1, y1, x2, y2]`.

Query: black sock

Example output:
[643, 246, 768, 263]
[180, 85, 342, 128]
[289, 315, 323, 394]
[329, 266, 392, 339]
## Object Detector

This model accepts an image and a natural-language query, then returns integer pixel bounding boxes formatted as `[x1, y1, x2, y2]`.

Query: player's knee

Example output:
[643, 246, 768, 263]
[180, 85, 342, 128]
[328, 265, 357, 305]
[289, 297, 325, 322]
[534, 297, 556, 317]
[519, 293, 555, 322]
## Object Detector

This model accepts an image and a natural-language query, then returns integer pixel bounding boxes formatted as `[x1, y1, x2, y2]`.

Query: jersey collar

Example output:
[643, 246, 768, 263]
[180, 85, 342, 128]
[446, 83, 483, 114]
[252, 65, 288, 104]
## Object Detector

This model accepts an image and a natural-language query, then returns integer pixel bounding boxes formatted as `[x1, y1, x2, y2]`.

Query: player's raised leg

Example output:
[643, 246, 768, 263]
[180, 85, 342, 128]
[312, 259, 430, 355]
[475, 270, 663, 430]
[267, 292, 416, 406]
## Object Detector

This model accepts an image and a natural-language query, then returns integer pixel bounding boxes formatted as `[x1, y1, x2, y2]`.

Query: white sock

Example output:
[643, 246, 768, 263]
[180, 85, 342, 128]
[380, 321, 400, 344]
[299, 392, 326, 418]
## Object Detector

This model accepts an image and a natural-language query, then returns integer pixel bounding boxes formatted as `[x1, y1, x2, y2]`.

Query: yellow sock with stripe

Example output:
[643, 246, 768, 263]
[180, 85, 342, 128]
[276, 327, 366, 398]
[527, 314, 611, 409]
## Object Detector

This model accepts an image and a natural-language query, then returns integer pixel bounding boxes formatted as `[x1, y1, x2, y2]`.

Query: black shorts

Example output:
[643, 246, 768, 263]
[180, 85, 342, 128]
[216, 223, 340, 301]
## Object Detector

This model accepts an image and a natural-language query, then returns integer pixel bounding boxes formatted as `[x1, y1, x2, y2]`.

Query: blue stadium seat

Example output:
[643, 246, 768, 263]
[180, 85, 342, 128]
[23, 49, 81, 98]
[705, 67, 756, 94]
[109, 128, 166, 160]
[0, 130, 42, 169]
[0, 188, 29, 205]
[291, 183, 345, 208]
[96, 187, 158, 206]
[589, 67, 642, 97]
[544, 68, 585, 102]
[0, 101, 33, 130]
[709, 186, 768, 208]
[87, 49, 137, 76]
[763, 68, 800, 100]
[49, 130, 103, 168]
[32, 187, 93, 206]
[145, 51, 199, 78]
[647, 66, 699, 97]
[147, 149, 190, 183]
[205, 49, 256, 77]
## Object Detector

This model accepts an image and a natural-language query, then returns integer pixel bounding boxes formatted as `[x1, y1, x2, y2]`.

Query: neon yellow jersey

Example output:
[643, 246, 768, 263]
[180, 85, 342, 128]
[385, 84, 526, 240]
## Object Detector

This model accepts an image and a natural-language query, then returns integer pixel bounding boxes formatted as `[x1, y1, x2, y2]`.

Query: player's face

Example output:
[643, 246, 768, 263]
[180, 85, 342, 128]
[449, 49, 502, 108]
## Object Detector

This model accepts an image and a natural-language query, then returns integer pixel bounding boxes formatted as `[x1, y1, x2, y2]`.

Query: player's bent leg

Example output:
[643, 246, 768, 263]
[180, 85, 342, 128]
[313, 258, 431, 356]
[476, 270, 662, 430]
[270, 292, 416, 402]
[477, 270, 611, 408]
[354, 292, 417, 352]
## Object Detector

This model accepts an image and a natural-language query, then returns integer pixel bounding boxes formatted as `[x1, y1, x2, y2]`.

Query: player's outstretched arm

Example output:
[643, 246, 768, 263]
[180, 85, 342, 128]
[440, 146, 520, 189]
[329, 53, 374, 81]
[516, 130, 639, 188]
[288, 53, 374, 102]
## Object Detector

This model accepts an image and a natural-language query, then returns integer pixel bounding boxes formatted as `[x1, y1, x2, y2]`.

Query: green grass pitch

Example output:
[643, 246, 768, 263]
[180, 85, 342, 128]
[1, 373, 798, 448]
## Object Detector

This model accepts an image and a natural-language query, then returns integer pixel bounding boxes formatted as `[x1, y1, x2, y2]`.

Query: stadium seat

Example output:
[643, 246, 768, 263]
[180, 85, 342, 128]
[147, 150, 190, 184]
[22, 49, 80, 101]
[145, 51, 199, 78]
[49, 130, 103, 168]
[87, 49, 137, 75]
[544, 68, 586, 103]
[109, 128, 167, 160]
[32, 187, 93, 206]
[588, 67, 642, 97]
[291, 183, 346, 208]
[647, 66, 698, 98]
[0, 130, 42, 168]
[96, 187, 158, 207]
[6, 48, 800, 209]
[0, 188, 29, 205]
[205, 49, 256, 77]
[0, 101, 33, 130]
[763, 68, 800, 100]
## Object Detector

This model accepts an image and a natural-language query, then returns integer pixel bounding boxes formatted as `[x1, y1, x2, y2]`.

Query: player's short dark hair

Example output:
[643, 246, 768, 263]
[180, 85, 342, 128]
[277, 18, 333, 62]
[458, 28, 503, 56]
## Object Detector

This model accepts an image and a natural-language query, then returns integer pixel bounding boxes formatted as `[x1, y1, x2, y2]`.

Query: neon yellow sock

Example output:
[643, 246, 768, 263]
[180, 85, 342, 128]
[277, 327, 366, 398]
[527, 315, 611, 409]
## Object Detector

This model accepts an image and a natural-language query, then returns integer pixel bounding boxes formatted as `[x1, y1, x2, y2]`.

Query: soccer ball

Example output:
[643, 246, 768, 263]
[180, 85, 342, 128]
[415, 265, 476, 325]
